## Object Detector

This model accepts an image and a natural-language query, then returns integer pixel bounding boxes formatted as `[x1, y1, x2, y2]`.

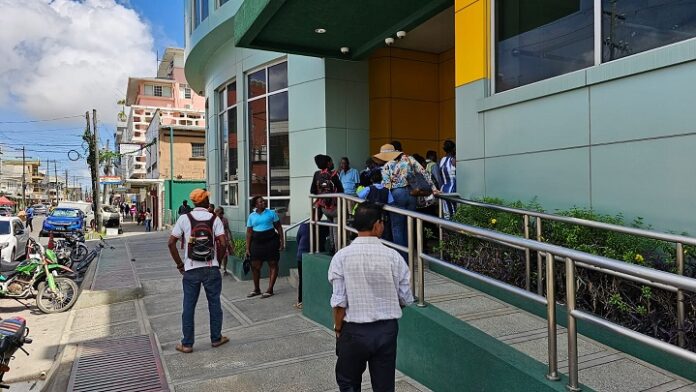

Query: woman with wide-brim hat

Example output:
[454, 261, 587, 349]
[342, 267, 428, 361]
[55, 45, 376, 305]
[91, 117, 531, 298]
[374, 144, 437, 253]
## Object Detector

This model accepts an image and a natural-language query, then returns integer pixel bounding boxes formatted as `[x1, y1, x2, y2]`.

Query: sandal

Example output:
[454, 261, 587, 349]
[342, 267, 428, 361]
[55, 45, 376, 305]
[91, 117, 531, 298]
[261, 292, 274, 298]
[247, 290, 262, 298]
[211, 336, 229, 348]
[175, 343, 193, 354]
[293, 302, 303, 309]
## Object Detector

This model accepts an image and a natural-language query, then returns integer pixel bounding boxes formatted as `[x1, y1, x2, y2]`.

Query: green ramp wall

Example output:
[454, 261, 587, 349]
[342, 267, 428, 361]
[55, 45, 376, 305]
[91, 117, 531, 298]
[301, 253, 580, 392]
[165, 179, 206, 211]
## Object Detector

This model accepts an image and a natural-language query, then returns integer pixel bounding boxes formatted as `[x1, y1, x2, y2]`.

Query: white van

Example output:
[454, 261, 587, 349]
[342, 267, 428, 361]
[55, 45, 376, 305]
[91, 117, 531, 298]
[56, 201, 95, 229]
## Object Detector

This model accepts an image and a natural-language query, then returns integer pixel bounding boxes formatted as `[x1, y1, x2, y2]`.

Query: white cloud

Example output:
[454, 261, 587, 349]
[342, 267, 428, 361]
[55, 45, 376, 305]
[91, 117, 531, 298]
[0, 0, 156, 124]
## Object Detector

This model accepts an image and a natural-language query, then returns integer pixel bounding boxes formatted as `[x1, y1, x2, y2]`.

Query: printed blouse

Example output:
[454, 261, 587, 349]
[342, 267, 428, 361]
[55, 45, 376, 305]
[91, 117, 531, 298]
[380, 154, 434, 190]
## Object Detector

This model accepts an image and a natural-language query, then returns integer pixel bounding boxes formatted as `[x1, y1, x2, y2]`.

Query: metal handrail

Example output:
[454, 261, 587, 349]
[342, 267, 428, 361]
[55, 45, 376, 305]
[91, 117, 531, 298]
[282, 217, 309, 247]
[308, 192, 696, 391]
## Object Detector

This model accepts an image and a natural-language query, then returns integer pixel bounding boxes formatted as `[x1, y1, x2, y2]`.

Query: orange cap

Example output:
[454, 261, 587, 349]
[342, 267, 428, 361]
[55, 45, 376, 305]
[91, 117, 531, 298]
[189, 189, 210, 204]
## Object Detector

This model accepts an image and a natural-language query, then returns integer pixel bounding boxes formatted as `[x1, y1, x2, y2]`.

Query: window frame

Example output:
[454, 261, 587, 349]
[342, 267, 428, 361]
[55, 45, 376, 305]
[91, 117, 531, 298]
[245, 59, 290, 223]
[191, 143, 205, 158]
[192, 0, 209, 30]
[217, 79, 239, 207]
[491, 0, 696, 94]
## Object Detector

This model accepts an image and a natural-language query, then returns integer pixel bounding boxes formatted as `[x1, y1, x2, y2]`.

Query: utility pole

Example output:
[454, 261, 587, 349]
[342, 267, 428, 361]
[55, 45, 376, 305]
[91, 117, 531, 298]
[65, 169, 69, 201]
[54, 160, 58, 203]
[21, 146, 26, 210]
[92, 109, 102, 232]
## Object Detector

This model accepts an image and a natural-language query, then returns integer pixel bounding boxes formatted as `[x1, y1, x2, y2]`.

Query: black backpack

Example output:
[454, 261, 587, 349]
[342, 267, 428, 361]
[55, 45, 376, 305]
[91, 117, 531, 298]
[366, 185, 389, 205]
[315, 169, 338, 210]
[186, 213, 216, 262]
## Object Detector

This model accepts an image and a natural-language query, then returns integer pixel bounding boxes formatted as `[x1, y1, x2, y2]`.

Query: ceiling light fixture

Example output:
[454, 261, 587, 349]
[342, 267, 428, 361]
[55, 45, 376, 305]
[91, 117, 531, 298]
[314, 28, 327, 34]
[340, 47, 350, 54]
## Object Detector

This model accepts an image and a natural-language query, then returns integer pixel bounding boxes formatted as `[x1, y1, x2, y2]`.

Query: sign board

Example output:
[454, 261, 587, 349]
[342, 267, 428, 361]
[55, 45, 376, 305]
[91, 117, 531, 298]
[114, 187, 129, 192]
[99, 176, 122, 185]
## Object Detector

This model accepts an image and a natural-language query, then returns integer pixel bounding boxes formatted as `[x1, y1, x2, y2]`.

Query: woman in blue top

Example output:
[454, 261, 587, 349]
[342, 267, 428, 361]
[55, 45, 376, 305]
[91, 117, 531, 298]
[245, 195, 285, 298]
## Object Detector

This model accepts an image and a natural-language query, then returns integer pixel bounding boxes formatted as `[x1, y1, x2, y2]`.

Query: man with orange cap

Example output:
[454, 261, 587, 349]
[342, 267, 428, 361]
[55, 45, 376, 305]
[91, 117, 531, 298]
[168, 189, 228, 353]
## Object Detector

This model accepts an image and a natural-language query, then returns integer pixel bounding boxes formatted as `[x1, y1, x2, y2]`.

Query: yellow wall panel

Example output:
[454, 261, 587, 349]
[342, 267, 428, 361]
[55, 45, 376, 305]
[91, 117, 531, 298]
[390, 99, 439, 140]
[455, 0, 478, 12]
[369, 98, 391, 139]
[400, 139, 440, 157]
[388, 47, 438, 63]
[390, 58, 439, 101]
[455, 0, 488, 86]
[439, 58, 455, 100]
[370, 138, 391, 155]
[369, 57, 391, 98]
[439, 99, 455, 141]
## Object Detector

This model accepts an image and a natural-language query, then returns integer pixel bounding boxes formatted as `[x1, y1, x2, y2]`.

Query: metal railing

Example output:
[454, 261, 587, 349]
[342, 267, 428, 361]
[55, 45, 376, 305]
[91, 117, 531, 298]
[438, 194, 696, 348]
[309, 193, 696, 391]
[283, 217, 309, 248]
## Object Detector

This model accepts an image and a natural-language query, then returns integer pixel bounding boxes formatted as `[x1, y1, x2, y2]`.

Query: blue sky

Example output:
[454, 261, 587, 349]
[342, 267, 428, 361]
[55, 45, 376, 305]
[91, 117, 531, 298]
[0, 0, 186, 190]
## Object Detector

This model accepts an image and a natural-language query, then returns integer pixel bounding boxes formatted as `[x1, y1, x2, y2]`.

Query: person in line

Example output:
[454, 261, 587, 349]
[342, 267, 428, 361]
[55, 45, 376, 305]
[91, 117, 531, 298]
[246, 195, 284, 298]
[130, 204, 137, 222]
[390, 140, 403, 153]
[338, 157, 360, 196]
[208, 203, 215, 214]
[310, 154, 344, 253]
[178, 200, 192, 216]
[329, 202, 414, 392]
[294, 222, 310, 309]
[357, 169, 393, 241]
[167, 189, 228, 353]
[144, 208, 152, 232]
[375, 144, 436, 251]
[214, 207, 235, 276]
[25, 205, 34, 232]
[439, 140, 457, 219]
[425, 150, 441, 190]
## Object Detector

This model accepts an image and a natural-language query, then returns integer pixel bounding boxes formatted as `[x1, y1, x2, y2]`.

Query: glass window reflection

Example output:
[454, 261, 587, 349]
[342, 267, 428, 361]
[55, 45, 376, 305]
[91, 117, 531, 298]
[248, 69, 266, 99]
[269, 62, 288, 92]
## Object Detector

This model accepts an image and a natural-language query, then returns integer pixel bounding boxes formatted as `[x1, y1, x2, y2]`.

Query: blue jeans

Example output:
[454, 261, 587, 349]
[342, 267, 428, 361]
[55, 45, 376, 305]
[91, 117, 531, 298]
[390, 187, 416, 250]
[145, 219, 151, 231]
[181, 267, 222, 346]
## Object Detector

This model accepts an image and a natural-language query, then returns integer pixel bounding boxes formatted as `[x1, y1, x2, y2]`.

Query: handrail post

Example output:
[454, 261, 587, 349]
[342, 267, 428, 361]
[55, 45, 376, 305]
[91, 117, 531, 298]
[309, 198, 315, 253]
[314, 199, 320, 253]
[407, 215, 415, 295]
[416, 218, 426, 307]
[342, 197, 349, 248]
[545, 252, 559, 381]
[336, 197, 343, 251]
[676, 242, 686, 348]
[524, 214, 531, 291]
[536, 217, 543, 295]
[438, 197, 444, 260]
[566, 257, 581, 391]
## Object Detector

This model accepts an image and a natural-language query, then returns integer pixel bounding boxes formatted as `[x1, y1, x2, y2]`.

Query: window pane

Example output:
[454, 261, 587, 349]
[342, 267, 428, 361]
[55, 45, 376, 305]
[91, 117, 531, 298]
[218, 89, 226, 112]
[201, 0, 209, 21]
[268, 92, 289, 197]
[495, 0, 594, 92]
[248, 69, 266, 99]
[268, 62, 288, 92]
[228, 107, 238, 181]
[602, 1, 696, 62]
[219, 113, 228, 182]
[162, 86, 172, 97]
[145, 84, 154, 95]
[220, 0, 229, 6]
[193, 0, 200, 28]
[270, 199, 290, 225]
[223, 183, 238, 206]
[226, 81, 237, 108]
[248, 97, 267, 197]
[192, 143, 205, 157]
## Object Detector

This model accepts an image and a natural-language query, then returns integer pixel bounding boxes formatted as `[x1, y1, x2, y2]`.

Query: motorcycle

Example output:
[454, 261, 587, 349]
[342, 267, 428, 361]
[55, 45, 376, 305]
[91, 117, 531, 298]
[0, 316, 32, 390]
[0, 238, 79, 314]
[50, 233, 88, 268]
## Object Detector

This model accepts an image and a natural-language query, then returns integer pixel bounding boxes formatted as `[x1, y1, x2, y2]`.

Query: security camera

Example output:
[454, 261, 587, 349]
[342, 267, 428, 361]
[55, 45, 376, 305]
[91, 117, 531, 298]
[396, 31, 406, 39]
[385, 37, 395, 46]
[340, 47, 350, 54]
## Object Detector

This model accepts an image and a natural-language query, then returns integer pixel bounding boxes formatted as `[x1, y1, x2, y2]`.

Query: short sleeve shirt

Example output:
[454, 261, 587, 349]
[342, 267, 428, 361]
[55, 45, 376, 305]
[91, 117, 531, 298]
[246, 209, 279, 232]
[171, 208, 225, 271]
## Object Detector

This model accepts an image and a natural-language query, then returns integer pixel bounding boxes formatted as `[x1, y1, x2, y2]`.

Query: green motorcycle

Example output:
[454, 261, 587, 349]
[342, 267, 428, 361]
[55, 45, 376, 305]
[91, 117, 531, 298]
[0, 238, 79, 314]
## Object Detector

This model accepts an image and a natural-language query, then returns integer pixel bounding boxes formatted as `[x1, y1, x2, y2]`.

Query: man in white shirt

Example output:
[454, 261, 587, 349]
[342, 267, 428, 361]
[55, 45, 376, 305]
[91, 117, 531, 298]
[168, 189, 228, 353]
[328, 202, 414, 392]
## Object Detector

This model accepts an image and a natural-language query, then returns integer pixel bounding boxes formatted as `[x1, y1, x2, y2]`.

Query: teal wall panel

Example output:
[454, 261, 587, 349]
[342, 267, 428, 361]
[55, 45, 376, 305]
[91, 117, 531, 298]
[592, 135, 696, 234]
[455, 80, 486, 161]
[590, 61, 696, 144]
[288, 79, 326, 132]
[458, 159, 485, 199]
[485, 148, 590, 211]
[484, 89, 589, 157]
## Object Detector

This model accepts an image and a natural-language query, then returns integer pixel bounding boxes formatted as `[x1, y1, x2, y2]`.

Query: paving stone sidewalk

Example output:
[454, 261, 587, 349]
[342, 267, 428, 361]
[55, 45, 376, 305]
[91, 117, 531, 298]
[44, 231, 430, 391]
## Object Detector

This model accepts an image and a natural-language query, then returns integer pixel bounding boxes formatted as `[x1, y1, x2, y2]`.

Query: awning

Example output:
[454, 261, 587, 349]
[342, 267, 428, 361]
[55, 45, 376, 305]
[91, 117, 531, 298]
[234, 0, 452, 60]
[0, 196, 16, 206]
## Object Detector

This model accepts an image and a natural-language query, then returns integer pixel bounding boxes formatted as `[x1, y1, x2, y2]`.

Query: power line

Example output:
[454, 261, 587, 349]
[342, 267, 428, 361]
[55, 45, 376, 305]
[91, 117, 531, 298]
[0, 114, 84, 124]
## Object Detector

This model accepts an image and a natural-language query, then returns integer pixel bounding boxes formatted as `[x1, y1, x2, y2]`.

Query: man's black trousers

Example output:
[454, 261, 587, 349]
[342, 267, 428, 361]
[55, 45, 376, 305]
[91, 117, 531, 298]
[335, 319, 398, 392]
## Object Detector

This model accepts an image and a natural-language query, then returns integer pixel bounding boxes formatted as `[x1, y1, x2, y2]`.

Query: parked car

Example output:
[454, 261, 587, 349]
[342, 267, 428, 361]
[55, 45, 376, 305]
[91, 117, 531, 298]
[101, 205, 122, 228]
[56, 201, 94, 230]
[31, 204, 48, 215]
[40, 208, 85, 237]
[0, 207, 13, 217]
[0, 216, 29, 265]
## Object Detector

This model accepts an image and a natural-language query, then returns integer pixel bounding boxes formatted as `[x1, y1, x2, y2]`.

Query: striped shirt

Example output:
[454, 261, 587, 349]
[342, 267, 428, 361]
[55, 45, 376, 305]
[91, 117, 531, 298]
[328, 237, 414, 323]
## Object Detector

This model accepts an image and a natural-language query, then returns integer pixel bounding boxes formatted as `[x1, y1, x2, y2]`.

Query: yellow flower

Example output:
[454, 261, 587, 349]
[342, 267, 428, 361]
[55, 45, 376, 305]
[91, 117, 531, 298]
[634, 254, 644, 263]
[490, 218, 497, 225]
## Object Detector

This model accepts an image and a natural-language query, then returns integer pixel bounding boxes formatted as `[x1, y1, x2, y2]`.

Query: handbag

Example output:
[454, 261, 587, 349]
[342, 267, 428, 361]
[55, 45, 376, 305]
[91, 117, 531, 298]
[242, 255, 251, 275]
[406, 170, 432, 197]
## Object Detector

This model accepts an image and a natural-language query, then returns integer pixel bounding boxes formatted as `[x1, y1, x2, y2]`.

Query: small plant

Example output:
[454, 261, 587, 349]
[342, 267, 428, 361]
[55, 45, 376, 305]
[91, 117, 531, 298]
[231, 236, 246, 259]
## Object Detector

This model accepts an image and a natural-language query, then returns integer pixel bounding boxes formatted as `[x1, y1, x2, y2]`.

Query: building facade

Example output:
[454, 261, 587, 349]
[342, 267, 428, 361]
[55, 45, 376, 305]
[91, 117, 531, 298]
[186, 0, 696, 234]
